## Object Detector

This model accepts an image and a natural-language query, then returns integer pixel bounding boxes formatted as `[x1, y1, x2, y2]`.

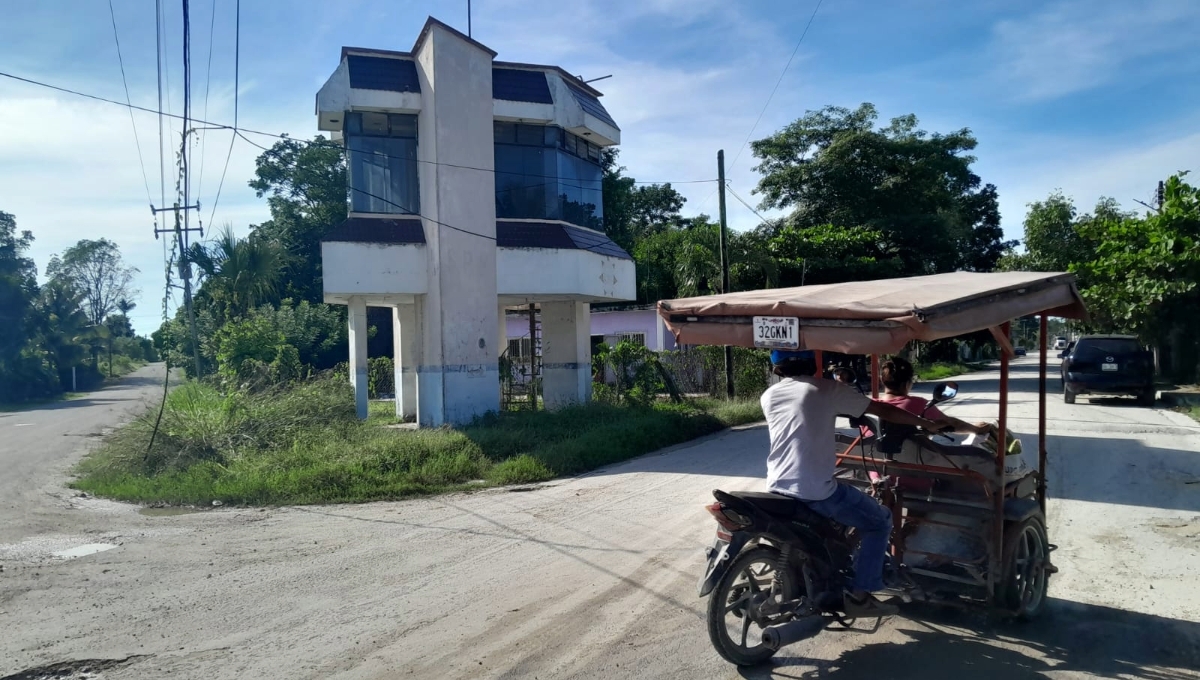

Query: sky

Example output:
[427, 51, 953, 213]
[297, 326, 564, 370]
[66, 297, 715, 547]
[2, 0, 1198, 335]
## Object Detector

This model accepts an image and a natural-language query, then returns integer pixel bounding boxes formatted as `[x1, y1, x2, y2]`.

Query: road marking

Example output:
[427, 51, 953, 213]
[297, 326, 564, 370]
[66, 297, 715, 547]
[13, 423, 31, 427]
[52, 543, 118, 559]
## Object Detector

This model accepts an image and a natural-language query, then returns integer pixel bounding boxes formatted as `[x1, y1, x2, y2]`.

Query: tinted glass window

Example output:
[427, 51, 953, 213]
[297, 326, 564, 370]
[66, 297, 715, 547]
[346, 112, 420, 215]
[1074, 338, 1141, 360]
[494, 124, 603, 229]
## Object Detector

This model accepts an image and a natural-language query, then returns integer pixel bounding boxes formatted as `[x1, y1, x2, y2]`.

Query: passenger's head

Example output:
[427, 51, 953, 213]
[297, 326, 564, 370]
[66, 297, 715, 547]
[881, 356, 915, 394]
[771, 349, 817, 378]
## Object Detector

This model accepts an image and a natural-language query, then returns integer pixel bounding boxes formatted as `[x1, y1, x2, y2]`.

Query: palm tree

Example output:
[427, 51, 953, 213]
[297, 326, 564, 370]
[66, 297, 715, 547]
[35, 280, 100, 386]
[186, 225, 282, 321]
[672, 221, 779, 298]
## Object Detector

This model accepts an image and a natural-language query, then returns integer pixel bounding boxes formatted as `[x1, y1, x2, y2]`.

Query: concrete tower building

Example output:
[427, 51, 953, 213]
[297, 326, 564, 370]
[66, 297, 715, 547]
[315, 17, 636, 426]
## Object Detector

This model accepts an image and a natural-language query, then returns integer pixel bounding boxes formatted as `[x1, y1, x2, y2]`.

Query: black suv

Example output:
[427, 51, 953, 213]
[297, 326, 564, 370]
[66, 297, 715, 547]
[1060, 335, 1155, 405]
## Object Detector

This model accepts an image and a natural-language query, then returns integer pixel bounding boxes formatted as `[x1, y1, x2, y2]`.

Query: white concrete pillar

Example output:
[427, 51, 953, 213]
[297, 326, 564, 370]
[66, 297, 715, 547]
[541, 301, 592, 409]
[413, 24, 500, 427]
[393, 304, 420, 419]
[347, 296, 369, 420]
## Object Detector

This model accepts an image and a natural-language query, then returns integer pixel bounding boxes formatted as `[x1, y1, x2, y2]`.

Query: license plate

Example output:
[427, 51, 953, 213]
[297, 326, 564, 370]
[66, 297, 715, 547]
[1102, 363, 1118, 371]
[753, 316, 799, 349]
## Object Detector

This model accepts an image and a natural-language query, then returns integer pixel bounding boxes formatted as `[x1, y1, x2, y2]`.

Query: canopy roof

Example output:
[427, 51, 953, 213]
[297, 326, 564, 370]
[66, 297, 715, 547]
[657, 271, 1087, 355]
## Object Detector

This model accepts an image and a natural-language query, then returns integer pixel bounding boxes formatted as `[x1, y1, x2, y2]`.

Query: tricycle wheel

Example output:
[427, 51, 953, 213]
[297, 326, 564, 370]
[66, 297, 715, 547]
[1002, 514, 1051, 620]
[706, 546, 799, 666]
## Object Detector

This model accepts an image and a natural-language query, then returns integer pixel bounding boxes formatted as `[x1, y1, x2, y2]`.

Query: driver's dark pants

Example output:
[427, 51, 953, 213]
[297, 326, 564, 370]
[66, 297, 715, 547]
[805, 482, 892, 593]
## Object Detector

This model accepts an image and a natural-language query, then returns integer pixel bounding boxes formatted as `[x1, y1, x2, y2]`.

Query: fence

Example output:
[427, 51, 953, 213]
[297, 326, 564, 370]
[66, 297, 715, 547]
[646, 346, 772, 400]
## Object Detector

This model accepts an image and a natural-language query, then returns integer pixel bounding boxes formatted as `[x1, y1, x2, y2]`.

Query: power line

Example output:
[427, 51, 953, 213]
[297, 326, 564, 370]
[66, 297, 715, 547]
[725, 183, 772, 225]
[205, 0, 240, 229]
[727, 0, 824, 174]
[195, 0, 218, 201]
[0, 69, 717, 188]
[156, 0, 168, 211]
[106, 0, 154, 207]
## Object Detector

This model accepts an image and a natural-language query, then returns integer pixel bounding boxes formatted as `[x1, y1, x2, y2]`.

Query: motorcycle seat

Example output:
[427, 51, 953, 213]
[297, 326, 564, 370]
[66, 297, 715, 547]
[726, 490, 827, 524]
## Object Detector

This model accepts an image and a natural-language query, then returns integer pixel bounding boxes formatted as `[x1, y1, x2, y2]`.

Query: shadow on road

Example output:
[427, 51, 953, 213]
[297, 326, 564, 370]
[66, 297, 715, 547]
[742, 599, 1200, 679]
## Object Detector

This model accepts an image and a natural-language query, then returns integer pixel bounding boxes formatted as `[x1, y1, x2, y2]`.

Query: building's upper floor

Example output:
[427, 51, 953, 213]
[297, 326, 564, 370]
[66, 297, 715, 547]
[315, 17, 619, 232]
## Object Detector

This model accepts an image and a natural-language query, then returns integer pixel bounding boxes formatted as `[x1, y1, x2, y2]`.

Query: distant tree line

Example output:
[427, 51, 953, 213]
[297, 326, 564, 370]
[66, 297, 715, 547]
[0, 218, 154, 402]
[1001, 174, 1200, 381]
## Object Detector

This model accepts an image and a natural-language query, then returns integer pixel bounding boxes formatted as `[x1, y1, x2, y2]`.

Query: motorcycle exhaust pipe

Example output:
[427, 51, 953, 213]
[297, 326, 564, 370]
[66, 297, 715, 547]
[761, 616, 828, 651]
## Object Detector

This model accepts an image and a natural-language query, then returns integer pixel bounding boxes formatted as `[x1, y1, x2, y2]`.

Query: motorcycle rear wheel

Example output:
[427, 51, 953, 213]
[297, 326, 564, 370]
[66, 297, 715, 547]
[706, 546, 800, 666]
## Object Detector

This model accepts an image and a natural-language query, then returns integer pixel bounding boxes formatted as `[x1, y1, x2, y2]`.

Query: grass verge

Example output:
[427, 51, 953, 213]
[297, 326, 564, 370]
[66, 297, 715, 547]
[914, 361, 987, 382]
[72, 378, 763, 506]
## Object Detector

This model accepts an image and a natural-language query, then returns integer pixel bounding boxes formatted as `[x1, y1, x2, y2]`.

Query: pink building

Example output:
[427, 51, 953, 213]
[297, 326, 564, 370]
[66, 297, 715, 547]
[504, 306, 675, 361]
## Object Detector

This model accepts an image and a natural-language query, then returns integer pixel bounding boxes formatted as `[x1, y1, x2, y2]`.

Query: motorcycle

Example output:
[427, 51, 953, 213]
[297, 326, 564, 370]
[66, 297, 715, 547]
[698, 381, 965, 666]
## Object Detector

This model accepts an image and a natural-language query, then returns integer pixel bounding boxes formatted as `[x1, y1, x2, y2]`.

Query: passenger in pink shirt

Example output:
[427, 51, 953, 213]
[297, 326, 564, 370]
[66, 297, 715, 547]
[862, 357, 993, 437]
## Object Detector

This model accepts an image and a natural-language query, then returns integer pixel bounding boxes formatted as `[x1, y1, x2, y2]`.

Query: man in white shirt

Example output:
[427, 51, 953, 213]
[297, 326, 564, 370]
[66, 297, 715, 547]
[761, 349, 942, 618]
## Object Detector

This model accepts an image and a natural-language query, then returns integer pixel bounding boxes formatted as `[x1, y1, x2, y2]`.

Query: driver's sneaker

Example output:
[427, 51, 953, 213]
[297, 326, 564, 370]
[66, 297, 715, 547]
[843, 592, 899, 618]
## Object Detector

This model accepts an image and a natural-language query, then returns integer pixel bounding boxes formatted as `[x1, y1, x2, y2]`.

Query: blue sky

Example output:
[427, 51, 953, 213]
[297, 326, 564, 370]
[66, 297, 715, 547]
[2, 0, 1198, 334]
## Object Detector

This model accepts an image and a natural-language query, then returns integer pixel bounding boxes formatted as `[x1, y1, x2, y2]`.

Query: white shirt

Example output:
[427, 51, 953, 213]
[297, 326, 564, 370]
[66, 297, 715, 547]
[760, 375, 870, 501]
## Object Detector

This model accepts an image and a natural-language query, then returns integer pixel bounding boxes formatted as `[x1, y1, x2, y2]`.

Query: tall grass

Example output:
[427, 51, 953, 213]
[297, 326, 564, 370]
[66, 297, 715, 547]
[73, 378, 764, 506]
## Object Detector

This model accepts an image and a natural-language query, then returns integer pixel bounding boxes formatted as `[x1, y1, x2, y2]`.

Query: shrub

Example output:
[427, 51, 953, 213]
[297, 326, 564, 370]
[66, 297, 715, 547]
[368, 356, 394, 398]
[213, 315, 285, 381]
[271, 343, 303, 384]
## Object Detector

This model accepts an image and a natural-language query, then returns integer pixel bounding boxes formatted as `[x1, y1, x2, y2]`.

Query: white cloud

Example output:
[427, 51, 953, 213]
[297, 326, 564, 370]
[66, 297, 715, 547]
[0, 81, 308, 335]
[981, 121, 1200, 238]
[989, 0, 1200, 101]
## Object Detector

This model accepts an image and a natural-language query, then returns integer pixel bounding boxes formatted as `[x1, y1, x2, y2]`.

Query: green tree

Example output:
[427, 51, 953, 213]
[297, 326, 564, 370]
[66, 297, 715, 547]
[247, 135, 347, 303]
[187, 226, 283, 322]
[750, 103, 1014, 275]
[641, 220, 776, 300]
[45, 238, 139, 326]
[33, 280, 95, 382]
[1014, 191, 1084, 271]
[0, 211, 39, 367]
[0, 211, 60, 401]
[1073, 174, 1200, 362]
[601, 149, 687, 254]
[766, 222, 902, 286]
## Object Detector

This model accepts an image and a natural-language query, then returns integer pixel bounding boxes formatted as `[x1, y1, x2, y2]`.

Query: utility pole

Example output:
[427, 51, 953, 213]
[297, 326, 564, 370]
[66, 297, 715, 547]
[144, 0, 203, 380]
[467, 0, 472, 38]
[717, 150, 734, 399]
[152, 201, 203, 379]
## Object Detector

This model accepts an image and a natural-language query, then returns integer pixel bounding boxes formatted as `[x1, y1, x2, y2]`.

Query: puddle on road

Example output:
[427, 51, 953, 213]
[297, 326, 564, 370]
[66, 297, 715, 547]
[51, 543, 118, 559]
[138, 506, 201, 517]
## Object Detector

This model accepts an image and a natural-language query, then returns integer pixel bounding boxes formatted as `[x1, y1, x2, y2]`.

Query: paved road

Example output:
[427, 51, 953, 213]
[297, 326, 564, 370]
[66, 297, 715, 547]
[0, 363, 170, 545]
[2, 356, 1199, 679]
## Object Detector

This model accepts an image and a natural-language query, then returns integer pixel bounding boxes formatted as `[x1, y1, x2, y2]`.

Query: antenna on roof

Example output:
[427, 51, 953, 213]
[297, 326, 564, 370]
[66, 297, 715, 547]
[582, 74, 612, 84]
[467, 0, 472, 38]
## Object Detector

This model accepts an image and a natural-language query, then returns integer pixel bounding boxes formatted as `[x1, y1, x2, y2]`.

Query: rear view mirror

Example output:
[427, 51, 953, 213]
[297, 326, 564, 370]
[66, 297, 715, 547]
[832, 367, 857, 385]
[931, 381, 959, 404]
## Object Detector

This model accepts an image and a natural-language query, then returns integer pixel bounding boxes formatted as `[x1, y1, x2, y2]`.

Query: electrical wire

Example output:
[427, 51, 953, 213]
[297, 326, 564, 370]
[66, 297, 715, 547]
[727, 0, 824, 174]
[107, 0, 154, 208]
[725, 183, 773, 225]
[205, 0, 239, 229]
[156, 0, 168, 209]
[195, 0, 219, 201]
[0, 69, 717, 188]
